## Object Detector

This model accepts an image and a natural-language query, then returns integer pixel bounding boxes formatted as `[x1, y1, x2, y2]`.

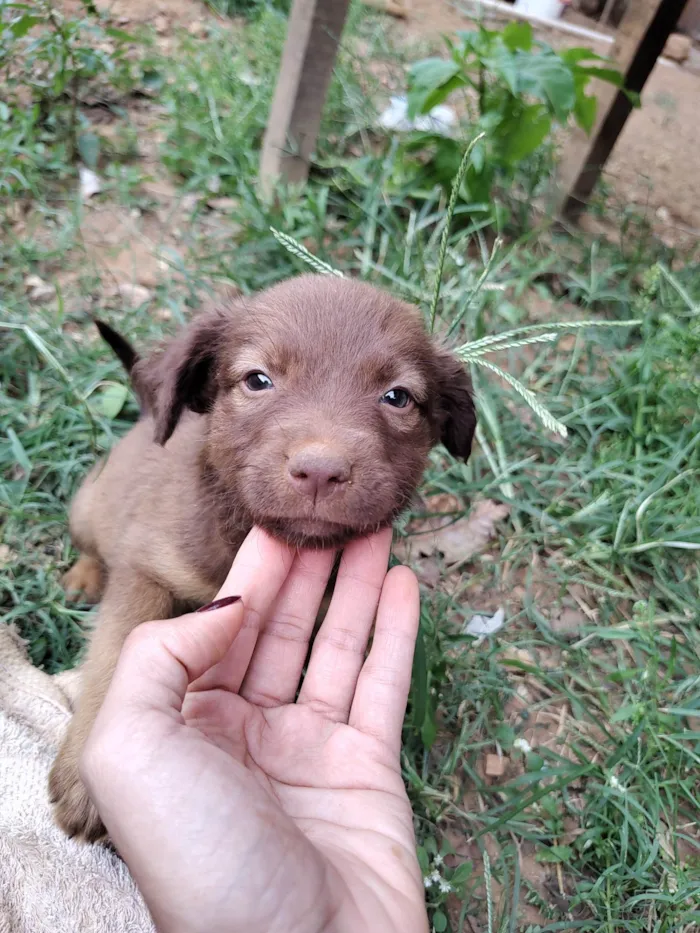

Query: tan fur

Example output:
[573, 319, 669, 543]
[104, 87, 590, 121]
[50, 274, 477, 842]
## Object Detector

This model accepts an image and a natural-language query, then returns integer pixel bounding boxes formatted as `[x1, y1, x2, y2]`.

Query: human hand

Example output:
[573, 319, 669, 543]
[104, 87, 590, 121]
[81, 526, 428, 933]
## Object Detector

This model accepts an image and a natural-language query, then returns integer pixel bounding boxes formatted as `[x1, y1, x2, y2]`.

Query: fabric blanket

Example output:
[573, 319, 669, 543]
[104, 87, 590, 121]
[0, 623, 154, 933]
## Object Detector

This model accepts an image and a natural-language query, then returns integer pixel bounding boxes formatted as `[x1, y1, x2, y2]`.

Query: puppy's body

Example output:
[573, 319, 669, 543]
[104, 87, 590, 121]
[50, 275, 476, 841]
[70, 415, 235, 606]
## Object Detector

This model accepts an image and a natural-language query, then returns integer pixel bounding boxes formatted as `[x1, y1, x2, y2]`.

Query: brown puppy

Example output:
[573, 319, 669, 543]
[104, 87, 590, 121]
[50, 273, 476, 842]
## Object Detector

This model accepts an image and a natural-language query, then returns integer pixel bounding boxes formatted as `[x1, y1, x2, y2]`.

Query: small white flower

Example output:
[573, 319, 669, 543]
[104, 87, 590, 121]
[432, 853, 444, 868]
[438, 879, 453, 894]
[514, 737, 532, 754]
[424, 875, 434, 889]
[609, 774, 627, 793]
[430, 871, 442, 884]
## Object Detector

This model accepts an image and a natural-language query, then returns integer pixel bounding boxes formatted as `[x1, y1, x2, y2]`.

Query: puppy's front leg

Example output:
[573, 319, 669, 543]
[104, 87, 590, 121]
[49, 570, 173, 843]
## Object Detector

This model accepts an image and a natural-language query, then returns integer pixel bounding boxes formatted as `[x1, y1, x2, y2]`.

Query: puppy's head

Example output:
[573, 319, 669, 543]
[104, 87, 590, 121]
[134, 275, 476, 548]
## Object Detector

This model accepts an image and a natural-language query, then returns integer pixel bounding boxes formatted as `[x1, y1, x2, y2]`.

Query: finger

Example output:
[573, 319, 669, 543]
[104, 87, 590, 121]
[296, 528, 392, 722]
[240, 547, 336, 706]
[189, 527, 295, 694]
[348, 565, 419, 756]
[103, 598, 246, 718]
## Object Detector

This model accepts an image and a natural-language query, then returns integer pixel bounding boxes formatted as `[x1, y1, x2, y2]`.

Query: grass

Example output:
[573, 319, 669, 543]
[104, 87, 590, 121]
[1, 4, 699, 932]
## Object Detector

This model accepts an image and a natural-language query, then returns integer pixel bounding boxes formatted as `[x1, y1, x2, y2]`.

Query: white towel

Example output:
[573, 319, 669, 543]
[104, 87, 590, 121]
[0, 623, 154, 933]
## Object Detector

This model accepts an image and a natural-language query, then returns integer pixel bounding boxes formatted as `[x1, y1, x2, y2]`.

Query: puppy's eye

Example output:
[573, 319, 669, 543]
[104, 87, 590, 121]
[381, 387, 413, 409]
[244, 372, 274, 391]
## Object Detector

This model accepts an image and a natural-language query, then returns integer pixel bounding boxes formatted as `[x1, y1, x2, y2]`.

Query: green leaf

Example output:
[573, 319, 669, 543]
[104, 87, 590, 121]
[536, 845, 574, 864]
[574, 93, 597, 133]
[78, 131, 100, 169]
[433, 911, 448, 932]
[105, 26, 143, 43]
[500, 104, 551, 163]
[574, 64, 625, 87]
[450, 862, 473, 885]
[559, 47, 610, 65]
[90, 383, 128, 420]
[10, 14, 39, 37]
[485, 43, 519, 94]
[502, 20, 532, 51]
[517, 51, 576, 120]
[610, 702, 640, 723]
[421, 713, 438, 750]
[407, 58, 463, 117]
[0, 102, 9, 121]
[417, 846, 431, 876]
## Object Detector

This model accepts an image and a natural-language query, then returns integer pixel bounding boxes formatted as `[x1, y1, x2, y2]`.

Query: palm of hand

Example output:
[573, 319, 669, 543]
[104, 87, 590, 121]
[83, 528, 428, 933]
[180, 688, 425, 932]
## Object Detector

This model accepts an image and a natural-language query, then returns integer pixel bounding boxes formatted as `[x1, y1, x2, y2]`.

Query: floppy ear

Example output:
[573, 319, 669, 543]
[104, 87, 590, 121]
[432, 349, 477, 460]
[132, 310, 227, 446]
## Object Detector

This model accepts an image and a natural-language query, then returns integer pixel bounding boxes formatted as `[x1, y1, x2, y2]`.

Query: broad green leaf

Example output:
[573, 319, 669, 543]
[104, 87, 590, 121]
[450, 862, 473, 886]
[574, 93, 597, 133]
[421, 705, 438, 749]
[433, 910, 448, 932]
[11, 14, 39, 37]
[575, 64, 625, 87]
[559, 46, 610, 65]
[90, 382, 128, 420]
[500, 104, 551, 163]
[536, 845, 574, 864]
[485, 44, 519, 95]
[417, 846, 431, 876]
[517, 51, 576, 120]
[78, 131, 100, 169]
[502, 20, 533, 51]
[105, 26, 144, 43]
[407, 58, 462, 117]
[420, 73, 469, 116]
[610, 702, 640, 723]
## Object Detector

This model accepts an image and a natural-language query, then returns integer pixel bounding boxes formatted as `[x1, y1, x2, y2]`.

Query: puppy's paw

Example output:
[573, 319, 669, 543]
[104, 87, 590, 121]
[49, 753, 106, 844]
[62, 554, 104, 604]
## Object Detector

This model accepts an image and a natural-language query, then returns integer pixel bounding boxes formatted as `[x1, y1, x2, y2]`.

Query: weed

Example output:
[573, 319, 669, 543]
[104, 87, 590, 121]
[0, 0, 147, 195]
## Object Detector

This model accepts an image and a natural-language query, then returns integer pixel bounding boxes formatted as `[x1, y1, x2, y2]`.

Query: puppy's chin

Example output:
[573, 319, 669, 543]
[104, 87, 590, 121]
[256, 515, 388, 550]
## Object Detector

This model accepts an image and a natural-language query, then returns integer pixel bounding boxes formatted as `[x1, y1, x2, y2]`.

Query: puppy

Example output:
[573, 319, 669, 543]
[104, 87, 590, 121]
[49, 273, 476, 842]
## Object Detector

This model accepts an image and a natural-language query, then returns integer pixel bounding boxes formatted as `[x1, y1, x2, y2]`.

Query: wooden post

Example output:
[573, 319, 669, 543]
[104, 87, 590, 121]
[557, 0, 689, 220]
[260, 0, 351, 195]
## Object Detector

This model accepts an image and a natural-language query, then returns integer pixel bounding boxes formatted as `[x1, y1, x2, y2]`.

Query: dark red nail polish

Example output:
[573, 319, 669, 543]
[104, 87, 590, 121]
[196, 595, 241, 613]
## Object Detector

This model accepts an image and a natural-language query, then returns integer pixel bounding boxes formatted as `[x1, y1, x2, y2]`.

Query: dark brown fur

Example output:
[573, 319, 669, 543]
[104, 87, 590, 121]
[49, 274, 476, 841]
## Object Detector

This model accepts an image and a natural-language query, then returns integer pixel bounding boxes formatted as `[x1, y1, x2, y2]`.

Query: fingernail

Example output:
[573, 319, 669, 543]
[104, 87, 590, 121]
[196, 595, 241, 613]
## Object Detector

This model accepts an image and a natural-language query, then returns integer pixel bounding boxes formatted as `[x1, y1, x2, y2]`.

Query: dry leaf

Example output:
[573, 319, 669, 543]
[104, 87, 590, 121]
[400, 499, 509, 566]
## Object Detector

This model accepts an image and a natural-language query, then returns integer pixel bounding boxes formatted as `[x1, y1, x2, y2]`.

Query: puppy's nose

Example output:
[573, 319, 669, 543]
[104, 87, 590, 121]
[287, 446, 351, 499]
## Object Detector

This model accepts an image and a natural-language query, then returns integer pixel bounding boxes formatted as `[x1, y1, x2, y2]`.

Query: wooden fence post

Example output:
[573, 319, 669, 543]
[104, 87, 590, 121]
[260, 0, 351, 195]
[557, 0, 689, 219]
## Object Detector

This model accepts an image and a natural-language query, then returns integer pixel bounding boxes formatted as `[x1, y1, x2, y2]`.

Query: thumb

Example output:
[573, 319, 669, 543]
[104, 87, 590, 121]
[105, 596, 245, 716]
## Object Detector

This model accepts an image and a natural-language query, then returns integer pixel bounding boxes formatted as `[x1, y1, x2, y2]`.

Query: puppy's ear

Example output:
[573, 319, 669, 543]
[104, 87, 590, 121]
[133, 310, 227, 446]
[432, 349, 477, 460]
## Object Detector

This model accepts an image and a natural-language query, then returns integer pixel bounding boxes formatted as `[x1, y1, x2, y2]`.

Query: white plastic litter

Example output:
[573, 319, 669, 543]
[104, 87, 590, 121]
[464, 607, 506, 637]
[377, 95, 456, 135]
[79, 165, 102, 199]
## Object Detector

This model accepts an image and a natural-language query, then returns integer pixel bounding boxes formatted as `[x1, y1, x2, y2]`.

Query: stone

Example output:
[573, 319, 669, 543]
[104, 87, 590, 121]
[663, 34, 692, 63]
[116, 283, 152, 308]
[25, 275, 56, 304]
[485, 754, 506, 777]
